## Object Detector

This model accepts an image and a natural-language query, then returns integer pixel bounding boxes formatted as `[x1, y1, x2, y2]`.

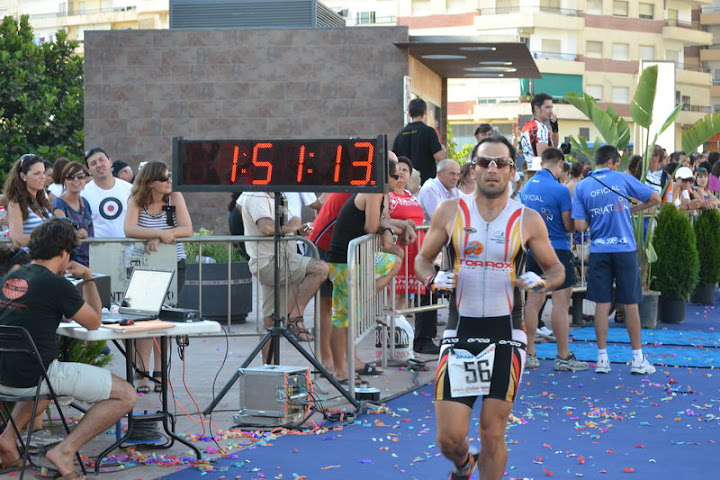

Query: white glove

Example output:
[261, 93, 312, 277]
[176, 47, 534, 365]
[430, 270, 456, 292]
[519, 272, 548, 292]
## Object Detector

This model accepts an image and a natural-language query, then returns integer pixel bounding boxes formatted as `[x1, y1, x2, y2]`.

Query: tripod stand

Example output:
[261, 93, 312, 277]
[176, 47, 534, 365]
[204, 193, 360, 415]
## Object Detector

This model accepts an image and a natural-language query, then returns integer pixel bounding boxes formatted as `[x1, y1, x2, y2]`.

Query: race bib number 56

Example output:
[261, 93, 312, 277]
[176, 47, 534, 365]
[447, 345, 496, 398]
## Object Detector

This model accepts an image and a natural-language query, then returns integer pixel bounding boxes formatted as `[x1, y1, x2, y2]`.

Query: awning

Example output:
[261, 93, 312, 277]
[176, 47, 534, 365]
[395, 36, 541, 79]
[532, 73, 583, 99]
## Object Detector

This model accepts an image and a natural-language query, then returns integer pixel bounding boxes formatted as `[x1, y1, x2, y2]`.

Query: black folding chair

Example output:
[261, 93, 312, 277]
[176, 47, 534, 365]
[0, 325, 86, 479]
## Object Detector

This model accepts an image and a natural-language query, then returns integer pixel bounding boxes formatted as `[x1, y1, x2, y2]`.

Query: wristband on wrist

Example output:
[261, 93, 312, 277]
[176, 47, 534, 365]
[83, 278, 95, 284]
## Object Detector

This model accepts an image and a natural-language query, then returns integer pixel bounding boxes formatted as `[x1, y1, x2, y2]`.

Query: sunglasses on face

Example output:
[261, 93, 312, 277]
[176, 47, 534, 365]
[681, 178, 694, 183]
[66, 173, 87, 181]
[158, 173, 173, 182]
[473, 156, 514, 169]
[389, 174, 400, 180]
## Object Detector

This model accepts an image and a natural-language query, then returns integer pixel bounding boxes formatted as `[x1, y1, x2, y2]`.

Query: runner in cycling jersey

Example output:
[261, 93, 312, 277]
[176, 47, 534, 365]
[415, 135, 565, 480]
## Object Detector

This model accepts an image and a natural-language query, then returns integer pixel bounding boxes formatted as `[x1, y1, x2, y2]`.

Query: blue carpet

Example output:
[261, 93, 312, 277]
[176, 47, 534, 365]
[570, 327, 720, 347]
[160, 366, 720, 480]
[535, 341, 720, 367]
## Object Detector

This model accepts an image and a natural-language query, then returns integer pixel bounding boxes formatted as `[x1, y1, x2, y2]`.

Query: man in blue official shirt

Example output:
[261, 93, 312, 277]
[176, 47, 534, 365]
[520, 148, 587, 372]
[572, 145, 660, 375]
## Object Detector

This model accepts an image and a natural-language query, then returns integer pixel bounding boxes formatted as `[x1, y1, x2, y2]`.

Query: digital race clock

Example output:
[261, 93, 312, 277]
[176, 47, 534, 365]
[172, 136, 387, 192]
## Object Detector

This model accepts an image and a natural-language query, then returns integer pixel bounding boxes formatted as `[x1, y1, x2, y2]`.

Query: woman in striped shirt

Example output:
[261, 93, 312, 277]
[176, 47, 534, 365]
[124, 161, 193, 394]
[4, 154, 52, 247]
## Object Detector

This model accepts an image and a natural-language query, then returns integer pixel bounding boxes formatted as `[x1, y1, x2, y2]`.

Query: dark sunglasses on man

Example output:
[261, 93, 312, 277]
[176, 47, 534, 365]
[473, 156, 514, 169]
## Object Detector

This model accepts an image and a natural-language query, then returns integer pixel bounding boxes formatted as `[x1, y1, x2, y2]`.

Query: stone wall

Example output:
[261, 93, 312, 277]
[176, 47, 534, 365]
[84, 26, 410, 232]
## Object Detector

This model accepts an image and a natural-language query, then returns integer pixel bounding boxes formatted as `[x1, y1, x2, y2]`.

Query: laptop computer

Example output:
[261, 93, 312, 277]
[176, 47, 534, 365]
[102, 268, 174, 324]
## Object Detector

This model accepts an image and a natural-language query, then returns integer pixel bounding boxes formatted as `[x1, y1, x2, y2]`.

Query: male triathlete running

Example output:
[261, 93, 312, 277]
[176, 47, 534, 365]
[415, 135, 565, 480]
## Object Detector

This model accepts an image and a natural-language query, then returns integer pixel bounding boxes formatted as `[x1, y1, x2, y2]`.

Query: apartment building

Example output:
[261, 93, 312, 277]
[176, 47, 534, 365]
[1, 0, 714, 150]
[0, 0, 169, 54]
[325, 0, 715, 151]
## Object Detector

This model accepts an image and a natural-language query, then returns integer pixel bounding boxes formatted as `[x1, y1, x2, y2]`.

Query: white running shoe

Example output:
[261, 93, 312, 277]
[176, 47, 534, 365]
[536, 326, 556, 343]
[525, 354, 540, 369]
[595, 357, 611, 373]
[630, 357, 656, 375]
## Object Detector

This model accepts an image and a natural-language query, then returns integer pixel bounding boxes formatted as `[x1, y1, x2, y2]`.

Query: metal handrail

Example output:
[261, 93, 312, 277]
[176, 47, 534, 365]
[477, 6, 580, 16]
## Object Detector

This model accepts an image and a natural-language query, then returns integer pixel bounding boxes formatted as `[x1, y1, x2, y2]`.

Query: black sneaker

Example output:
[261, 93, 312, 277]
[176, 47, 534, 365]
[414, 339, 440, 355]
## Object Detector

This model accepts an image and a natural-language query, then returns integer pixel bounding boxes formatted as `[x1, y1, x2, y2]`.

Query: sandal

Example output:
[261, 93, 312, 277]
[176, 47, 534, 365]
[136, 385, 150, 394]
[356, 363, 383, 376]
[0, 458, 22, 474]
[152, 374, 163, 393]
[287, 316, 314, 341]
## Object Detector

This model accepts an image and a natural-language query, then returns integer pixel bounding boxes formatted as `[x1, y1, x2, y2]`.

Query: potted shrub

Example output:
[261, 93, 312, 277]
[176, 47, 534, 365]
[178, 228, 252, 325]
[691, 209, 720, 305]
[650, 204, 699, 324]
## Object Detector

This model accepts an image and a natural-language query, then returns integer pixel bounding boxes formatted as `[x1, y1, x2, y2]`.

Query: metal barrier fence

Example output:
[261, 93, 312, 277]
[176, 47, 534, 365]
[1, 235, 319, 338]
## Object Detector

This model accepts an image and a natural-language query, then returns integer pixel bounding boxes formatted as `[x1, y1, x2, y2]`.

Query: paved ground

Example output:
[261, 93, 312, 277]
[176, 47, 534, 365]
[15, 307, 440, 480]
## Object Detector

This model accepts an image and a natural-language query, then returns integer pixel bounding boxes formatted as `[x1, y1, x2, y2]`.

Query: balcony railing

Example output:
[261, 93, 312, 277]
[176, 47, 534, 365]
[682, 104, 713, 113]
[476, 96, 526, 105]
[713, 79, 720, 86]
[664, 18, 697, 29]
[702, 7, 720, 14]
[477, 6, 579, 17]
[532, 50, 577, 61]
[28, 5, 137, 20]
[676, 63, 711, 73]
[355, 15, 396, 25]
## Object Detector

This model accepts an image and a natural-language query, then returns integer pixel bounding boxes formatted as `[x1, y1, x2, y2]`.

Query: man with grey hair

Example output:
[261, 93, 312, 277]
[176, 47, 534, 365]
[413, 159, 460, 355]
[417, 159, 461, 223]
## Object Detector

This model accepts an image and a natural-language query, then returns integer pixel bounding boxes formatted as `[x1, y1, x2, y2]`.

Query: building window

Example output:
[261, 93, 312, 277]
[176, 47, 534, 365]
[586, 85, 603, 101]
[639, 3, 654, 19]
[639, 45, 655, 61]
[586, 41, 603, 58]
[355, 11, 376, 24]
[541, 38, 562, 55]
[540, 0, 561, 11]
[447, 0, 466, 13]
[612, 87, 630, 104]
[612, 1, 629, 17]
[412, 0, 431, 15]
[612, 43, 630, 60]
[667, 8, 678, 25]
[579, 127, 591, 140]
[586, 0, 602, 14]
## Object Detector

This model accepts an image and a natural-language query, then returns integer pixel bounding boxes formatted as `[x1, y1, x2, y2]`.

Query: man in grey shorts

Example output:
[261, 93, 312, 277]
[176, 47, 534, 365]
[0, 219, 135, 479]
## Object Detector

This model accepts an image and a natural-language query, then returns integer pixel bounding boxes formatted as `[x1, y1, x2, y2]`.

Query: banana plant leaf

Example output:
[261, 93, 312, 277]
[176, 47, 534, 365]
[630, 65, 658, 129]
[682, 113, 720, 153]
[658, 103, 684, 135]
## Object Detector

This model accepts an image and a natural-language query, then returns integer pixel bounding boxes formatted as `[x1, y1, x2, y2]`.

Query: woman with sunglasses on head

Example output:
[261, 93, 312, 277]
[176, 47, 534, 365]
[124, 161, 192, 394]
[3, 154, 52, 247]
[51, 162, 94, 266]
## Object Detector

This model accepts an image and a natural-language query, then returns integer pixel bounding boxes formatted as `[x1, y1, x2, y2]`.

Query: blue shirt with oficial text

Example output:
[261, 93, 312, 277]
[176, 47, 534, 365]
[572, 168, 654, 253]
[520, 169, 572, 250]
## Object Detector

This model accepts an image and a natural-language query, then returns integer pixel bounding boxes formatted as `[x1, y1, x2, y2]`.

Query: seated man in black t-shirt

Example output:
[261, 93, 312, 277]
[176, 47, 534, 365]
[0, 219, 135, 478]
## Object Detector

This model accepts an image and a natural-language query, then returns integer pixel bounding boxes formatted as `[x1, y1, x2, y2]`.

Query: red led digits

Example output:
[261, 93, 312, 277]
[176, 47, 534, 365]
[333, 145, 342, 183]
[296, 145, 306, 183]
[251, 142, 273, 185]
[350, 142, 374, 186]
[230, 145, 240, 183]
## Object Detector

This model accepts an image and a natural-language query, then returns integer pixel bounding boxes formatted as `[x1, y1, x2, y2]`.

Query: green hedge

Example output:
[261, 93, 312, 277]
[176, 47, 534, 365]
[694, 209, 720, 286]
[650, 204, 699, 299]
